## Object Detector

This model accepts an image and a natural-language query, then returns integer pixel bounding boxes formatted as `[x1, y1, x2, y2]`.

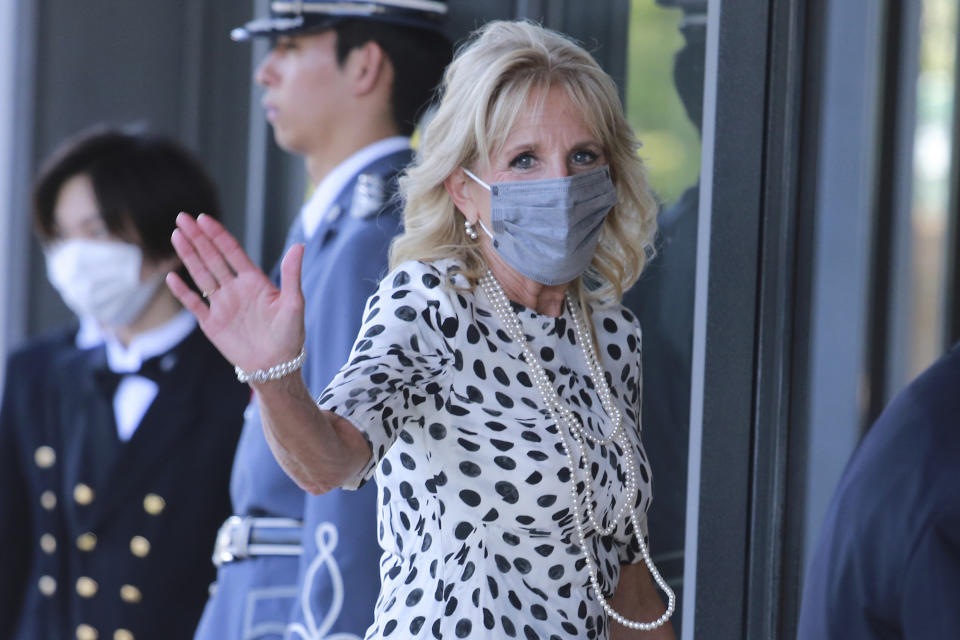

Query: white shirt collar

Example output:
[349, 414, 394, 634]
[301, 136, 410, 239]
[105, 309, 197, 373]
[75, 316, 103, 349]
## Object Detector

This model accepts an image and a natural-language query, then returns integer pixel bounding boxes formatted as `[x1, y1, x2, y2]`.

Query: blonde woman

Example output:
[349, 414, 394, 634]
[169, 19, 676, 640]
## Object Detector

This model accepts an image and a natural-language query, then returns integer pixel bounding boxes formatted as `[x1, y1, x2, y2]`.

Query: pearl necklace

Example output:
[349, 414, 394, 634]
[479, 271, 675, 631]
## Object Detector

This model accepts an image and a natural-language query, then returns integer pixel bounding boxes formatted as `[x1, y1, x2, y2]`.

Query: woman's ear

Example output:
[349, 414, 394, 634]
[444, 168, 479, 223]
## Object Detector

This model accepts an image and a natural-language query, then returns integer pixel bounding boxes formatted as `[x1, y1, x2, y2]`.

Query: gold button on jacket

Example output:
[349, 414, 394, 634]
[129, 536, 151, 558]
[38, 575, 57, 596]
[143, 493, 165, 515]
[120, 584, 142, 603]
[77, 532, 98, 551]
[76, 576, 98, 598]
[40, 490, 57, 510]
[73, 483, 94, 505]
[40, 533, 57, 554]
[34, 445, 56, 468]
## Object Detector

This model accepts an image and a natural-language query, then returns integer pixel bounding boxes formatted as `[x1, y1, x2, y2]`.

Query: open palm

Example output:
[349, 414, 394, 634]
[166, 213, 305, 376]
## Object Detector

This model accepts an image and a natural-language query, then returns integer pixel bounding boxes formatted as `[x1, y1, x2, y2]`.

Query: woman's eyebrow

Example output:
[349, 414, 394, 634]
[500, 140, 539, 156]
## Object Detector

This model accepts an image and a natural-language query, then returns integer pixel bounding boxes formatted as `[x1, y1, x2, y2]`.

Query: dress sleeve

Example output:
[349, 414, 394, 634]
[317, 261, 458, 490]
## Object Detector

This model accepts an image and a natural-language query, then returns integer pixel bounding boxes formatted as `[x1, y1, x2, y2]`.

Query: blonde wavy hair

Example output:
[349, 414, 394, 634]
[390, 19, 657, 305]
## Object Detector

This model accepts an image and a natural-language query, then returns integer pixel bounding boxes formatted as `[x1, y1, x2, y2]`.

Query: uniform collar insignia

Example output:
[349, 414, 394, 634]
[349, 173, 387, 220]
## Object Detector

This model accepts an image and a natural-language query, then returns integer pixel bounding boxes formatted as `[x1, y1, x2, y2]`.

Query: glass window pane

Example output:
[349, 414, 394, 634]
[908, 0, 957, 378]
[627, 0, 703, 207]
[623, 0, 706, 632]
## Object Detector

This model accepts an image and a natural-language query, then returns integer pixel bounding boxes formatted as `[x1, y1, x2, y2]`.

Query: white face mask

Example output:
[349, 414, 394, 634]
[45, 239, 163, 327]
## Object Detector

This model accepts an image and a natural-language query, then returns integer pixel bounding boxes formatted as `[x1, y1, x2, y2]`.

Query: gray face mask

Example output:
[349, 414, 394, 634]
[463, 165, 618, 286]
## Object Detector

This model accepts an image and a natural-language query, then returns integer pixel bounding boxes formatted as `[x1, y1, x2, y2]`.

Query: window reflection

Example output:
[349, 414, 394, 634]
[623, 0, 706, 632]
[627, 0, 703, 207]
[908, 0, 957, 379]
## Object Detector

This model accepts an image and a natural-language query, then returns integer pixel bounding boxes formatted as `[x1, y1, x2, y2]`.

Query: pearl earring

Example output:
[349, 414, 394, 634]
[464, 220, 479, 241]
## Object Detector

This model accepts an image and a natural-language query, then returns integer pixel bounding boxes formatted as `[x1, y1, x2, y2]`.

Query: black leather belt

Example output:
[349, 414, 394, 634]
[212, 515, 303, 567]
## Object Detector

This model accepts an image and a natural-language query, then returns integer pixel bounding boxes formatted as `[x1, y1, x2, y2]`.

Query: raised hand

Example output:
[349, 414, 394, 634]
[166, 213, 305, 376]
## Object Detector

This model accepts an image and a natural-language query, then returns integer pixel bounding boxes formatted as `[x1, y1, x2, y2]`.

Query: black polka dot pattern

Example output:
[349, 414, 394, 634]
[319, 259, 652, 640]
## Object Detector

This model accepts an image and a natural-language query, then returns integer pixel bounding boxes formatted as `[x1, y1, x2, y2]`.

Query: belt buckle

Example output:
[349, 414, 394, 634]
[212, 515, 253, 567]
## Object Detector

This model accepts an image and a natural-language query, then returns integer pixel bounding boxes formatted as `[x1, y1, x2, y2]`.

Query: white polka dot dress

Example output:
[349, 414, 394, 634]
[318, 259, 654, 640]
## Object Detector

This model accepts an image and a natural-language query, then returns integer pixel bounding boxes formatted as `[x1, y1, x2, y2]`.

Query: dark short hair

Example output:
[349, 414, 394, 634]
[333, 20, 452, 136]
[33, 127, 220, 295]
[32, 127, 220, 263]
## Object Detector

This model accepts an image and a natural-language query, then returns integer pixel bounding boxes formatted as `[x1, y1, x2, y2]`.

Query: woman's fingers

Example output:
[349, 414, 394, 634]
[175, 213, 235, 286]
[279, 243, 306, 311]
[171, 227, 221, 298]
[168, 213, 297, 373]
[196, 213, 260, 276]
[165, 271, 210, 322]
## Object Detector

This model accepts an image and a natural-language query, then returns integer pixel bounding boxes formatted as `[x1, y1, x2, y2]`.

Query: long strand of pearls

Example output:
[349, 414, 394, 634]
[479, 271, 675, 631]
[479, 273, 635, 534]
[480, 273, 623, 446]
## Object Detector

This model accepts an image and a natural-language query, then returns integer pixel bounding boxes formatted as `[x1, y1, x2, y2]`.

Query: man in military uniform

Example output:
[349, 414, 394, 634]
[193, 3, 451, 638]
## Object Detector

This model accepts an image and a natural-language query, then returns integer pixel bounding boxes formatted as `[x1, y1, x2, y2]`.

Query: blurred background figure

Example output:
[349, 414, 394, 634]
[797, 341, 960, 639]
[192, 3, 451, 639]
[0, 127, 249, 640]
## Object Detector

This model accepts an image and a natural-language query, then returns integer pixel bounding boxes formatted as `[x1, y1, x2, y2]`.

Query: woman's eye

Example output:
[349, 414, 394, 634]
[572, 149, 599, 165]
[509, 153, 535, 170]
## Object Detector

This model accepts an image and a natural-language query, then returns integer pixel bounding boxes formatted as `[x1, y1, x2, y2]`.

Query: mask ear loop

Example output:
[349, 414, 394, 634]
[460, 167, 495, 240]
[461, 166, 490, 191]
[475, 219, 494, 241]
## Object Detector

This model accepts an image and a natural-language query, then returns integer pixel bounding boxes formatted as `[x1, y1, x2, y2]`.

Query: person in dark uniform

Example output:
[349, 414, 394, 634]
[0, 322, 101, 640]
[0, 128, 249, 640]
[797, 343, 960, 639]
[192, 3, 451, 639]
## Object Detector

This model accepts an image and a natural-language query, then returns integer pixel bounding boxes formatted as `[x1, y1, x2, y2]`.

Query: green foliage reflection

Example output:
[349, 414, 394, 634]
[627, 0, 702, 207]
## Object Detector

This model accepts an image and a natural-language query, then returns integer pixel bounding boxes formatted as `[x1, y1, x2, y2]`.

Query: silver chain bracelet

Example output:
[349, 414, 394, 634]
[234, 347, 307, 384]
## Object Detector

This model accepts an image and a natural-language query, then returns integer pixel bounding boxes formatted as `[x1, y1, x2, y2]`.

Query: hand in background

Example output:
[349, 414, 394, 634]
[166, 213, 305, 375]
